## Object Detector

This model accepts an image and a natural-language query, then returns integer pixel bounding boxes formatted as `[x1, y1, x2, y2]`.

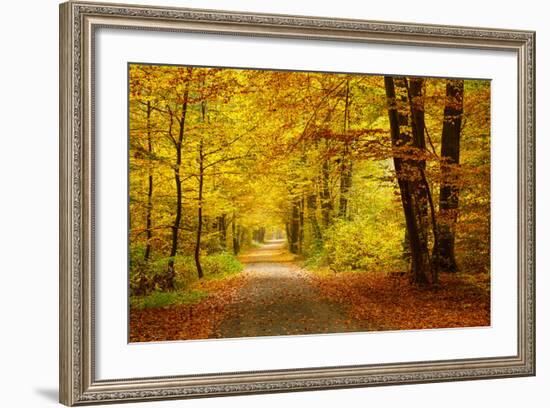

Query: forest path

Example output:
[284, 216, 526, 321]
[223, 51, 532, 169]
[213, 240, 371, 338]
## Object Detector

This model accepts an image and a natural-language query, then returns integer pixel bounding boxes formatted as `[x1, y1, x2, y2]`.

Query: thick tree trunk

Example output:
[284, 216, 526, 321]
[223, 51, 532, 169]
[408, 78, 438, 284]
[384, 76, 430, 285]
[437, 79, 464, 272]
[166, 78, 190, 290]
[144, 100, 153, 261]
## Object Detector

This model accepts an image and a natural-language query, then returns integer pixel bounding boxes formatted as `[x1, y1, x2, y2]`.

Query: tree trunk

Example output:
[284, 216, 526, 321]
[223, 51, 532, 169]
[166, 75, 190, 290]
[289, 198, 301, 254]
[285, 222, 291, 247]
[232, 213, 240, 255]
[408, 77, 439, 284]
[320, 159, 332, 228]
[218, 214, 227, 250]
[194, 137, 205, 279]
[339, 154, 352, 219]
[299, 195, 305, 253]
[384, 76, 430, 285]
[437, 79, 464, 272]
[339, 79, 353, 219]
[307, 192, 322, 243]
[144, 100, 153, 261]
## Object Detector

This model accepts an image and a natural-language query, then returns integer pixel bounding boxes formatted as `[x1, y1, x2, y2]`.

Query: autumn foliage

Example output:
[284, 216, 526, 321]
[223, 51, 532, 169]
[128, 63, 491, 342]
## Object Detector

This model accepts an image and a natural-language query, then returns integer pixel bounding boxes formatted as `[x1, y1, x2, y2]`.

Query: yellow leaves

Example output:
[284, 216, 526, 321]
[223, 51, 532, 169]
[128, 63, 492, 342]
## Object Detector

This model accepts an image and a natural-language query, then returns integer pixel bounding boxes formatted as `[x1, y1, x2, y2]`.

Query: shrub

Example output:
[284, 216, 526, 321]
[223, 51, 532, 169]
[303, 239, 326, 268]
[129, 247, 244, 294]
[322, 218, 405, 273]
[174, 252, 243, 289]
[201, 252, 243, 278]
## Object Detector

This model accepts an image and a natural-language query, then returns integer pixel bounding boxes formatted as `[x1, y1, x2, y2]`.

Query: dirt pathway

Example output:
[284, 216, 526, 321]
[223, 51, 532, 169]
[213, 240, 371, 339]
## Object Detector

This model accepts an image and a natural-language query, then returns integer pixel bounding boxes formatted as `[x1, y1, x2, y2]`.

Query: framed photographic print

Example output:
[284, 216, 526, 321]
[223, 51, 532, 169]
[59, 1, 535, 405]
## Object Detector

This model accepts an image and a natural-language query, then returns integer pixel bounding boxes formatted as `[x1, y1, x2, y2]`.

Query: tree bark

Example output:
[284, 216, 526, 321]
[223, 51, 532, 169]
[384, 76, 430, 285]
[166, 73, 191, 290]
[289, 198, 301, 254]
[307, 192, 322, 243]
[232, 213, 240, 255]
[144, 100, 153, 261]
[194, 137, 205, 279]
[218, 214, 227, 250]
[408, 78, 438, 283]
[320, 159, 332, 228]
[299, 195, 305, 253]
[339, 79, 353, 219]
[437, 79, 464, 272]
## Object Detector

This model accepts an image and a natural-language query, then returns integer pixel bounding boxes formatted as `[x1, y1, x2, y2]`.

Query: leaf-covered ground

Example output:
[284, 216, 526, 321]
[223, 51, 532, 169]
[309, 270, 490, 331]
[129, 275, 247, 342]
[130, 241, 490, 342]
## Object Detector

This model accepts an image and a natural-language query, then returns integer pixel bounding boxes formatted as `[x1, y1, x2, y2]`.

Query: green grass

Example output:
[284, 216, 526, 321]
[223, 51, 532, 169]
[130, 289, 209, 310]
[200, 252, 243, 280]
[171, 252, 244, 289]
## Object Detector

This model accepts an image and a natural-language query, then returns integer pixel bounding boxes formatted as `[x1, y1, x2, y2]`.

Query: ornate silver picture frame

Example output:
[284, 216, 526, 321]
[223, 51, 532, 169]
[59, 1, 535, 405]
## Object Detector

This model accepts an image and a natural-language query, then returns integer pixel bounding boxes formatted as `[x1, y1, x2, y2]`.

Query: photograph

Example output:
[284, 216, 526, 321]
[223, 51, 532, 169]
[128, 64, 491, 343]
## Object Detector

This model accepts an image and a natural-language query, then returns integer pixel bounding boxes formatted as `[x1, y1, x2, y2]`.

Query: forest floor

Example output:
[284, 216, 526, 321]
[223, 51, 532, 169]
[130, 240, 490, 342]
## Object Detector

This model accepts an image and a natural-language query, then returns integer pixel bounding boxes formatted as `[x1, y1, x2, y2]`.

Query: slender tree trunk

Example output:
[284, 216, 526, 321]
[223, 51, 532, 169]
[166, 76, 190, 290]
[320, 159, 332, 228]
[307, 191, 322, 243]
[144, 100, 153, 261]
[299, 195, 305, 253]
[289, 198, 301, 254]
[384, 76, 430, 285]
[437, 79, 464, 272]
[218, 214, 227, 249]
[285, 222, 291, 247]
[232, 212, 240, 255]
[194, 137, 205, 279]
[194, 97, 208, 279]
[339, 154, 352, 219]
[339, 79, 353, 219]
[239, 227, 246, 250]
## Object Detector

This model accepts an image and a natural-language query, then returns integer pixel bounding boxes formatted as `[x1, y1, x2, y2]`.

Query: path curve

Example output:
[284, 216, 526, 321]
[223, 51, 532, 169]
[213, 240, 370, 339]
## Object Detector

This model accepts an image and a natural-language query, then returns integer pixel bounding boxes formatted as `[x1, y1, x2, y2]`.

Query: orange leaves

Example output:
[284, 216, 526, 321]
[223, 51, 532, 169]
[309, 271, 490, 331]
[129, 274, 246, 342]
